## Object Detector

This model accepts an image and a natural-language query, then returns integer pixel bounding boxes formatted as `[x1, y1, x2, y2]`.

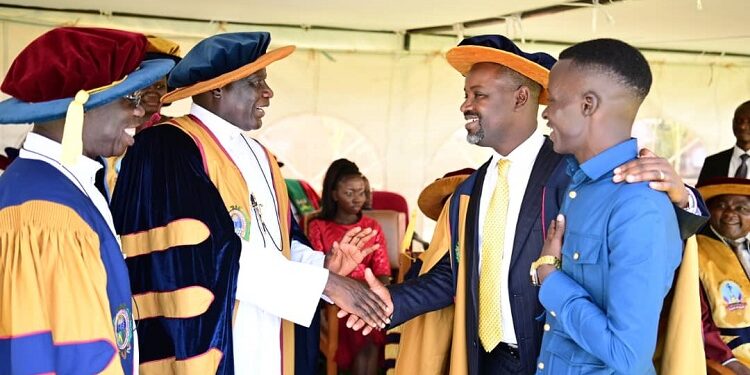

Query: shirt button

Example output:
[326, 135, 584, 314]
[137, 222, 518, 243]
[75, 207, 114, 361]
[550, 310, 557, 317]
[538, 362, 545, 370]
[568, 191, 577, 199]
[544, 323, 551, 331]
[573, 251, 580, 261]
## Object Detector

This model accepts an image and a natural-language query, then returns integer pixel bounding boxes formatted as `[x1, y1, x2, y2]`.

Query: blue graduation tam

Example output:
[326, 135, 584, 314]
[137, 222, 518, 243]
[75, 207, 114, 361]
[163, 32, 295, 103]
[446, 34, 556, 104]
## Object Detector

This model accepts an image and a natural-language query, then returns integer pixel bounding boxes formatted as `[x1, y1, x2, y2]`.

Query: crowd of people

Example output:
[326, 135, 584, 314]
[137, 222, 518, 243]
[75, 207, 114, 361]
[0, 25, 749, 375]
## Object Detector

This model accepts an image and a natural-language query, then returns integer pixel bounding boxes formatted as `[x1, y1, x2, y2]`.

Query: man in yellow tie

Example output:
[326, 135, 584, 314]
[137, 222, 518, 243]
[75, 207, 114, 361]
[342, 35, 707, 374]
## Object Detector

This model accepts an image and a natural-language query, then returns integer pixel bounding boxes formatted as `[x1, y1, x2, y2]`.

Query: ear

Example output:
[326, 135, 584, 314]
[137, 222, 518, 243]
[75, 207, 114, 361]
[581, 90, 600, 117]
[514, 86, 530, 109]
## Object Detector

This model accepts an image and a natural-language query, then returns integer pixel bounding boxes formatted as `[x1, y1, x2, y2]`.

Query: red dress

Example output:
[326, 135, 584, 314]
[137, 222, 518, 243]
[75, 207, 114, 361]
[307, 215, 391, 369]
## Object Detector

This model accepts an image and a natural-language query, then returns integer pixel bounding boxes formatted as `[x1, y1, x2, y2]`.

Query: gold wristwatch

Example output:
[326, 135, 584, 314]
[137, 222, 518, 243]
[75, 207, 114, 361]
[530, 255, 561, 286]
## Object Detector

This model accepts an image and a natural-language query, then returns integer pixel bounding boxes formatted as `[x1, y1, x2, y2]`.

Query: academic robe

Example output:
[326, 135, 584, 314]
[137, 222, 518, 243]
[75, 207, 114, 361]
[111, 114, 319, 375]
[0, 158, 134, 374]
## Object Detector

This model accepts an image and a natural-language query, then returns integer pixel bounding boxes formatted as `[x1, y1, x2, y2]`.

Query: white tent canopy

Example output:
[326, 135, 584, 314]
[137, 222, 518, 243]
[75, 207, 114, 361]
[0, 0, 749, 235]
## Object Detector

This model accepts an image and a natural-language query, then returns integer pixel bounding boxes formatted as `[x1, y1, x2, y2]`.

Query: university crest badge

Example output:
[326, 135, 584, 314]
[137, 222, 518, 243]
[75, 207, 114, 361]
[720, 280, 747, 311]
[113, 306, 133, 359]
[229, 205, 251, 240]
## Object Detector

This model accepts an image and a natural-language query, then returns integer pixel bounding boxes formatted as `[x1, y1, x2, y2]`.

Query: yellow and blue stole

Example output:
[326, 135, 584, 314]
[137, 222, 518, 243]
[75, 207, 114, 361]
[167, 115, 296, 375]
[392, 174, 472, 374]
[698, 234, 750, 366]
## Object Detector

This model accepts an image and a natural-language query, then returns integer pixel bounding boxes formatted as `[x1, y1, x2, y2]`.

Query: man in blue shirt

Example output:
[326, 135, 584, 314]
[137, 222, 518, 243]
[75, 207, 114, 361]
[533, 39, 683, 374]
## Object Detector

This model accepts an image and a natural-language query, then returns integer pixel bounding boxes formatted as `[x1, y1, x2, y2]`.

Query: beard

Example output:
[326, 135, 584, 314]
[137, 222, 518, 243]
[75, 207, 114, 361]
[466, 123, 485, 145]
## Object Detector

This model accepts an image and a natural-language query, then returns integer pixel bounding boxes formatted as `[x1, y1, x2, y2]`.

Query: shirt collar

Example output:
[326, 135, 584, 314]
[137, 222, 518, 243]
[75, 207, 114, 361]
[710, 225, 748, 250]
[733, 145, 750, 159]
[23, 132, 102, 186]
[490, 129, 545, 170]
[566, 138, 638, 181]
[191, 103, 246, 146]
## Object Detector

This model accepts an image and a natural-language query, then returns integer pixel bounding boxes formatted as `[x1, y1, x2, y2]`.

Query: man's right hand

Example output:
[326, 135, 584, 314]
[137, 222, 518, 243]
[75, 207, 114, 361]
[337, 268, 393, 336]
[726, 360, 750, 375]
[324, 271, 391, 330]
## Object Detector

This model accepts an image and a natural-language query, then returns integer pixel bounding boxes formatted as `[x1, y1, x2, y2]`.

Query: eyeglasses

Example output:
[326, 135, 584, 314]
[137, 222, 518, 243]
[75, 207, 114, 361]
[123, 90, 143, 108]
[713, 202, 750, 215]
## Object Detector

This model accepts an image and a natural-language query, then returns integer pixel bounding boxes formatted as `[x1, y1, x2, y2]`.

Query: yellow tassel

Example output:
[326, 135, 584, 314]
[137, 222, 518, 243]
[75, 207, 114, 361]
[61, 90, 89, 167]
[400, 210, 417, 253]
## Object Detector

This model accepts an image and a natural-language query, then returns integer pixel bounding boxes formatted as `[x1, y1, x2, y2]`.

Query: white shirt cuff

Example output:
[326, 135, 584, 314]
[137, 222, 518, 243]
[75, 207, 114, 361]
[722, 358, 739, 366]
[684, 187, 700, 215]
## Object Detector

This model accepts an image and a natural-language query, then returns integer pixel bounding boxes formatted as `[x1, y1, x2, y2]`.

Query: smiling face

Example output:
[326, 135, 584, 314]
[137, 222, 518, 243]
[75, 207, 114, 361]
[709, 194, 750, 241]
[333, 175, 366, 216]
[82, 97, 145, 158]
[218, 68, 274, 131]
[459, 63, 521, 148]
[542, 59, 590, 158]
[139, 76, 168, 118]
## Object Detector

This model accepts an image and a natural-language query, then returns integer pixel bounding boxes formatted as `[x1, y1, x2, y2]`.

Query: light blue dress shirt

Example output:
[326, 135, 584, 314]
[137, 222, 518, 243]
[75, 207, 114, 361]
[535, 138, 682, 374]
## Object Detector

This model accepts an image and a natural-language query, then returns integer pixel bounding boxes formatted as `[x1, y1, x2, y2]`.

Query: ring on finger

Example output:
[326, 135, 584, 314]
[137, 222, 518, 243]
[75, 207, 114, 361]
[658, 170, 665, 180]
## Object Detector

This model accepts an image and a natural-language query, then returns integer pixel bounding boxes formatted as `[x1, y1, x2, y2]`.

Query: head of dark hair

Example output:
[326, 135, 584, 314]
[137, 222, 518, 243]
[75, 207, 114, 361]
[559, 38, 652, 100]
[736, 100, 750, 116]
[319, 158, 363, 220]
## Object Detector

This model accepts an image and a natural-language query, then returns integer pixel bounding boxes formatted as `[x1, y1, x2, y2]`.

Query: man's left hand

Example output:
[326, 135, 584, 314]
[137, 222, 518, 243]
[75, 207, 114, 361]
[325, 227, 380, 276]
[613, 148, 689, 208]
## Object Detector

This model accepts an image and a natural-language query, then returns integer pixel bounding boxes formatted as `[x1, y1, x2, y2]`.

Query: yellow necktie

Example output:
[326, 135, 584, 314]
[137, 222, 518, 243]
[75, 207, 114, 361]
[479, 158, 511, 351]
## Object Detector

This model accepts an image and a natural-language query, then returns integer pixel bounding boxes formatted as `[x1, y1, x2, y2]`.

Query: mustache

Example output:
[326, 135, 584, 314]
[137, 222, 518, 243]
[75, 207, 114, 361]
[463, 111, 479, 118]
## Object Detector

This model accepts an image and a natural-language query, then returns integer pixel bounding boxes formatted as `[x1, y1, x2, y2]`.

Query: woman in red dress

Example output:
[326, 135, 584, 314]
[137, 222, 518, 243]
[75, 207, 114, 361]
[307, 159, 391, 375]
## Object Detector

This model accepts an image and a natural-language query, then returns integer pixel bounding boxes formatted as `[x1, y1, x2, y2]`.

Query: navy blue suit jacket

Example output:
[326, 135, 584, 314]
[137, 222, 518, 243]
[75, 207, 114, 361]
[697, 148, 733, 185]
[390, 138, 565, 373]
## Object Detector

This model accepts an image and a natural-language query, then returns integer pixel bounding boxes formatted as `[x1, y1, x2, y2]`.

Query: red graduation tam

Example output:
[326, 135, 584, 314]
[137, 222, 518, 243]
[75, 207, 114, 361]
[0, 27, 175, 166]
[1, 27, 146, 103]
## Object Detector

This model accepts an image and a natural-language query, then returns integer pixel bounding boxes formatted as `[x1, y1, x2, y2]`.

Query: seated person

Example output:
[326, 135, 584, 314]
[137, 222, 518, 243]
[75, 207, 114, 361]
[307, 158, 390, 375]
[697, 177, 750, 374]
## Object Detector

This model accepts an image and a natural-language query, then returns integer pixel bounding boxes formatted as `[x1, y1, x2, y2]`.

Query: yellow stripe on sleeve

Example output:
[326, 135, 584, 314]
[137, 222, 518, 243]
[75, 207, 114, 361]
[139, 348, 223, 375]
[121, 218, 210, 257]
[133, 286, 214, 320]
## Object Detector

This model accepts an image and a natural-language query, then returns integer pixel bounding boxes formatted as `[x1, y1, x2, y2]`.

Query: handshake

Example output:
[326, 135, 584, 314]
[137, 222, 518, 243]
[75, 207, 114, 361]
[321, 226, 395, 334]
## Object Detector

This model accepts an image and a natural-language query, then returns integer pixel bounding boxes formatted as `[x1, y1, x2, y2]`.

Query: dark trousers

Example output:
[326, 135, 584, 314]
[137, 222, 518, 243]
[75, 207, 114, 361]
[479, 342, 524, 374]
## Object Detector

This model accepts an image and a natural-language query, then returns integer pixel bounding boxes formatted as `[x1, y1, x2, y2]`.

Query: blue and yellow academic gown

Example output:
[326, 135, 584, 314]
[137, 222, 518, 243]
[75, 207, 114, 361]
[698, 232, 750, 366]
[0, 158, 134, 374]
[111, 114, 314, 375]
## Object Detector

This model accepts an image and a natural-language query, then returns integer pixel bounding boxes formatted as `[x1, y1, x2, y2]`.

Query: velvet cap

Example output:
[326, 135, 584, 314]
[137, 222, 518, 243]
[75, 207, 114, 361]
[446, 35, 556, 104]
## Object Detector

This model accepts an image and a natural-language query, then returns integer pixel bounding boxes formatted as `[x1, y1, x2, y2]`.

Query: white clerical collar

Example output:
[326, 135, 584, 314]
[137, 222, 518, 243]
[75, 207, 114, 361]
[21, 132, 102, 187]
[191, 103, 246, 147]
[490, 129, 545, 170]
